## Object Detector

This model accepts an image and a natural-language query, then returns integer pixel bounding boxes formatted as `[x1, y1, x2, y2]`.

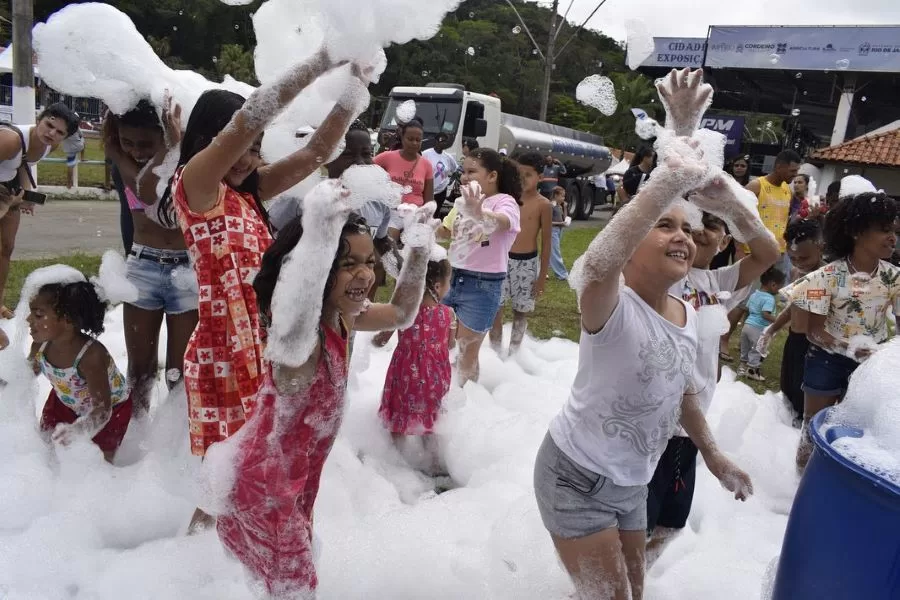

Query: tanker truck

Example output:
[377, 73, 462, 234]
[378, 83, 613, 220]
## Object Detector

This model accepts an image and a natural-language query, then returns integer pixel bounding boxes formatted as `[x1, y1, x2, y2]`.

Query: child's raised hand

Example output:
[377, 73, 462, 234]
[688, 171, 752, 214]
[657, 68, 714, 136]
[649, 137, 708, 200]
[459, 181, 485, 218]
[400, 201, 440, 249]
[161, 90, 183, 149]
[302, 179, 353, 227]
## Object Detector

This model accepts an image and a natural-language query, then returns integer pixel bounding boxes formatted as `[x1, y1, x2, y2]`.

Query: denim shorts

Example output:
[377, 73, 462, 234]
[125, 244, 198, 314]
[534, 433, 648, 538]
[442, 268, 505, 334]
[801, 343, 859, 397]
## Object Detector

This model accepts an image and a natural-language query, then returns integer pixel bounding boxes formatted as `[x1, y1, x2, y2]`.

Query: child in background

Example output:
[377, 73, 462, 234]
[24, 279, 132, 462]
[379, 256, 455, 472]
[782, 190, 899, 470]
[215, 182, 436, 597]
[756, 219, 824, 423]
[549, 186, 569, 280]
[739, 266, 785, 381]
[489, 152, 552, 355]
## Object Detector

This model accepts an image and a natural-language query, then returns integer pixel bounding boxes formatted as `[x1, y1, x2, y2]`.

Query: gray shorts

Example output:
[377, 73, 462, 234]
[534, 433, 648, 539]
[501, 253, 539, 313]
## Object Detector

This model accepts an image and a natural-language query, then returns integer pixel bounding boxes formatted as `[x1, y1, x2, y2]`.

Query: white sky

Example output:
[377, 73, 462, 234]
[525, 0, 900, 42]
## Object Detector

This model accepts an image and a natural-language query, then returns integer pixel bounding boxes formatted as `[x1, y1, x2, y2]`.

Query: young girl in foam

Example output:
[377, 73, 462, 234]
[163, 49, 372, 462]
[10, 269, 132, 463]
[212, 181, 436, 597]
[781, 184, 899, 470]
[102, 96, 197, 417]
[378, 252, 455, 471]
[533, 68, 754, 600]
[438, 148, 522, 385]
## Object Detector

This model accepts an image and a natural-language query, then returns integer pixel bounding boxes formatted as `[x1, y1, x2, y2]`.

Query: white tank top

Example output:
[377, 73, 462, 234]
[549, 286, 699, 486]
[0, 125, 52, 183]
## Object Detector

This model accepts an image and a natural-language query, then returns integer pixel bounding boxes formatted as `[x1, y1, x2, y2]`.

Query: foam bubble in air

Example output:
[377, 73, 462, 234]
[341, 164, 405, 211]
[396, 99, 417, 123]
[625, 19, 655, 70]
[91, 251, 139, 306]
[575, 75, 618, 116]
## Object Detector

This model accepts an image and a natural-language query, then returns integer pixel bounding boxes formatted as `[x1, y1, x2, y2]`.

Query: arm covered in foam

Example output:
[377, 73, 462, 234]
[354, 203, 438, 332]
[656, 68, 714, 137]
[51, 345, 114, 445]
[572, 142, 709, 333]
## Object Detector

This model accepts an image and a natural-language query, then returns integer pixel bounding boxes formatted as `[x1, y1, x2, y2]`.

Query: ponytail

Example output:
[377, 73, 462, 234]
[470, 148, 522, 205]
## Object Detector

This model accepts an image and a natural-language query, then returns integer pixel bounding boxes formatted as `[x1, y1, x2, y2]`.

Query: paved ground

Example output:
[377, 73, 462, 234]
[13, 197, 612, 260]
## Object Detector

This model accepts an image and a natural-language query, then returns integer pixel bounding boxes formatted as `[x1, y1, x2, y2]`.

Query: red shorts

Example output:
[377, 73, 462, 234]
[39, 391, 133, 454]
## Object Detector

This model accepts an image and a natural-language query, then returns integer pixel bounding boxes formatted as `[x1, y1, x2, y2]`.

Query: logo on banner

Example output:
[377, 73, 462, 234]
[859, 42, 870, 56]
[737, 44, 744, 53]
[776, 43, 788, 54]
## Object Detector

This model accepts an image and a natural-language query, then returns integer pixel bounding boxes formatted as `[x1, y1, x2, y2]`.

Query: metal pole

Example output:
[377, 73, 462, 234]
[538, 0, 559, 122]
[12, 0, 35, 125]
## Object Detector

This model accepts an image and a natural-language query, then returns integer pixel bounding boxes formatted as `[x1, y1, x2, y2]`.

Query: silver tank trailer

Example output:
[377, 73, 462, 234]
[498, 113, 612, 176]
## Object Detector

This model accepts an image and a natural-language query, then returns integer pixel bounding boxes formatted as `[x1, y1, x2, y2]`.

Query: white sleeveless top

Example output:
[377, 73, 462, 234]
[549, 286, 699, 486]
[0, 125, 52, 183]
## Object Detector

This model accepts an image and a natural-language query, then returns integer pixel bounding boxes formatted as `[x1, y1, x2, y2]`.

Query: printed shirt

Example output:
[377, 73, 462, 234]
[423, 148, 459, 195]
[442, 194, 521, 274]
[36, 340, 129, 417]
[373, 150, 433, 206]
[780, 259, 900, 344]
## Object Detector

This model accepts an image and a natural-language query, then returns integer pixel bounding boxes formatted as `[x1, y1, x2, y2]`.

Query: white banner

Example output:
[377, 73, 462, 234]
[705, 26, 900, 73]
[635, 38, 707, 69]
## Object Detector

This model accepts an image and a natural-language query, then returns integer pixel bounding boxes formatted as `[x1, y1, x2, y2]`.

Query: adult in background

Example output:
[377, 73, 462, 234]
[423, 131, 458, 215]
[539, 154, 567, 198]
[374, 117, 434, 240]
[617, 146, 655, 206]
[0, 103, 80, 318]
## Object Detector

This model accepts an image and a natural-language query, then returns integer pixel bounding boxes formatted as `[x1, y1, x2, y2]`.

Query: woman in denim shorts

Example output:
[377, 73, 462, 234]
[103, 99, 198, 416]
[438, 149, 522, 386]
[781, 189, 900, 470]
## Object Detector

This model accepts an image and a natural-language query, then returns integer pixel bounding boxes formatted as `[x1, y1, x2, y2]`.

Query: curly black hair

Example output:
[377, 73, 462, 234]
[784, 218, 821, 246]
[37, 281, 107, 336]
[760, 266, 786, 286]
[823, 192, 898, 259]
[253, 212, 370, 320]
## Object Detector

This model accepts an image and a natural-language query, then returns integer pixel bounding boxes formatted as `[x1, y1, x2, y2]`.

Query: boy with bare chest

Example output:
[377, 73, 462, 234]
[490, 152, 552, 355]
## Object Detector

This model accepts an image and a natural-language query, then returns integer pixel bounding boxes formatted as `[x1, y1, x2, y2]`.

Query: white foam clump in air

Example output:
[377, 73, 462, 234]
[340, 164, 405, 211]
[575, 75, 618, 116]
[625, 19, 655, 70]
[396, 99, 417, 124]
[90, 250, 139, 305]
[825, 339, 900, 486]
[839, 174, 877, 198]
[635, 116, 660, 140]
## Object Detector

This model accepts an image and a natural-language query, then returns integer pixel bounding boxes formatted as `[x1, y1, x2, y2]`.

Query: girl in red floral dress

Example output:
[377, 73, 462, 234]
[378, 256, 454, 469]
[215, 184, 439, 597]
[163, 48, 371, 532]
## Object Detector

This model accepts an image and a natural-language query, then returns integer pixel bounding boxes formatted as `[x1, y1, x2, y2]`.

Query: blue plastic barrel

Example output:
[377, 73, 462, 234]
[772, 409, 900, 599]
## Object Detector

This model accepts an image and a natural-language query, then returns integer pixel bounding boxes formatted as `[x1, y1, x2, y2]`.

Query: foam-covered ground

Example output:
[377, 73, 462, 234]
[0, 306, 801, 599]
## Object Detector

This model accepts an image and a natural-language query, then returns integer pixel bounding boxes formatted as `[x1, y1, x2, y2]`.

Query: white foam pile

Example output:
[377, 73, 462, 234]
[91, 250, 139, 306]
[0, 307, 804, 598]
[839, 174, 879, 198]
[340, 164, 405, 210]
[824, 338, 900, 487]
[575, 75, 618, 116]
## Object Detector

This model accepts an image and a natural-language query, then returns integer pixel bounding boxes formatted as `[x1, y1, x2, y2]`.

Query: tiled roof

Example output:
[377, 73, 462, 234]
[811, 127, 900, 168]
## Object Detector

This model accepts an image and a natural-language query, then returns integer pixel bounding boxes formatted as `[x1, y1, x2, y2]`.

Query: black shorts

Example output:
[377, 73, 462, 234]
[646, 436, 700, 532]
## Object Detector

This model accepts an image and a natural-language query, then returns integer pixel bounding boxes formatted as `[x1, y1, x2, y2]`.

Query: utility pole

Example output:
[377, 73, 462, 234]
[12, 0, 35, 125]
[505, 0, 608, 122]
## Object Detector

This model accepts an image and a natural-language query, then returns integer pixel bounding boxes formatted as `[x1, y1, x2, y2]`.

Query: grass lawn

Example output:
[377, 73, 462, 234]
[4, 227, 787, 393]
[35, 136, 108, 188]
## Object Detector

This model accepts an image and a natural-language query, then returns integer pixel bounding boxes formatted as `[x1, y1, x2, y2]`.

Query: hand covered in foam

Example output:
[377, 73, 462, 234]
[657, 68, 713, 137]
[706, 452, 754, 501]
[51, 422, 77, 446]
[458, 181, 486, 219]
[302, 179, 353, 229]
[756, 327, 774, 358]
[642, 136, 709, 206]
[400, 201, 440, 249]
[688, 173, 767, 243]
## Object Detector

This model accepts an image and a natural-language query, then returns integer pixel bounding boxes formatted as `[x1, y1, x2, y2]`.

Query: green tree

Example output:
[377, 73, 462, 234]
[216, 44, 257, 86]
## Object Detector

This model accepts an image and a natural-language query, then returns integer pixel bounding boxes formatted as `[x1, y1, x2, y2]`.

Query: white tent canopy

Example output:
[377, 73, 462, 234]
[604, 157, 629, 176]
[0, 46, 40, 76]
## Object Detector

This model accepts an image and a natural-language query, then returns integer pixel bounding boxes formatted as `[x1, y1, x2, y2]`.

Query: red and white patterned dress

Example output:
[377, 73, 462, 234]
[378, 304, 454, 434]
[217, 321, 349, 596]
[173, 171, 273, 456]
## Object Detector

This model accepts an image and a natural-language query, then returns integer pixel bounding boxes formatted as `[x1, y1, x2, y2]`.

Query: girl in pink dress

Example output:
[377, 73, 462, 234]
[378, 256, 454, 468]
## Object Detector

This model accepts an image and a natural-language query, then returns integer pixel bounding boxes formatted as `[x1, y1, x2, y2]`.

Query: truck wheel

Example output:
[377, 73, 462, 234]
[568, 182, 588, 220]
[579, 180, 596, 217]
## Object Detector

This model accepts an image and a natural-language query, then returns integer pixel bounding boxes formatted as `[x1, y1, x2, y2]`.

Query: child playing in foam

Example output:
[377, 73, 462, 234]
[533, 68, 754, 600]
[781, 186, 900, 470]
[378, 252, 455, 473]
[738, 266, 785, 381]
[213, 182, 437, 597]
[11, 270, 132, 463]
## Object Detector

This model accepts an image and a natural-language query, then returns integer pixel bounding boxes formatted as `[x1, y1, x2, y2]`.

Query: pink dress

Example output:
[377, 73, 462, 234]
[379, 304, 454, 434]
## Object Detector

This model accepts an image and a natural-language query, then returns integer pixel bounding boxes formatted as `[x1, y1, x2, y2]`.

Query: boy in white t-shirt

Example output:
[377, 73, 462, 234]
[645, 211, 779, 564]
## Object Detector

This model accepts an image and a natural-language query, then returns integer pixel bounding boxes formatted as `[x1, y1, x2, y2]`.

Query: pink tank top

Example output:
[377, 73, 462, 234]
[125, 187, 144, 211]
